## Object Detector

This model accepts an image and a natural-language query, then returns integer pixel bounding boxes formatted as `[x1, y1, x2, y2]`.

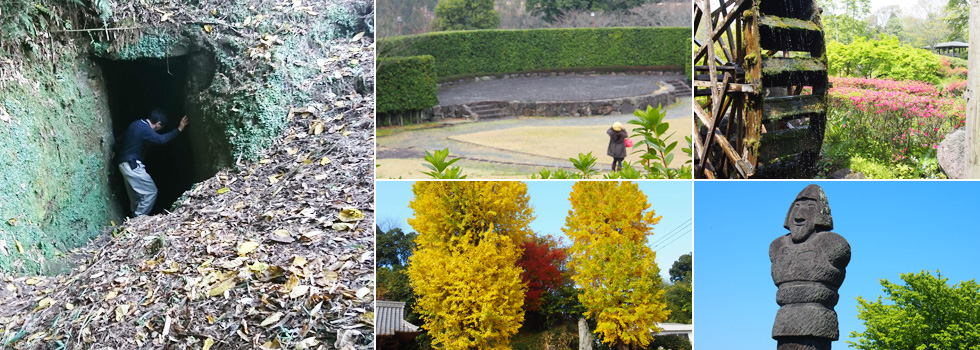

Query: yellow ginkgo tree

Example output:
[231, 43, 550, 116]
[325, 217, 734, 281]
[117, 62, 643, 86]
[563, 181, 670, 350]
[406, 181, 533, 349]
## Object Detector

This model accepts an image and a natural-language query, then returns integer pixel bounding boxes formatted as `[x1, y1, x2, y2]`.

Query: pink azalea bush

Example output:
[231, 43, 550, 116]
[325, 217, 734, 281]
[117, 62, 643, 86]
[939, 56, 969, 79]
[827, 79, 965, 162]
[943, 80, 967, 97]
[830, 77, 940, 97]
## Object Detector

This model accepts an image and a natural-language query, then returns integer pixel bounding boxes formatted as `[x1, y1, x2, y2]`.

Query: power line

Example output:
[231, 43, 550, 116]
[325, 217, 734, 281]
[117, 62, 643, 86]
[652, 224, 691, 250]
[655, 229, 692, 250]
[650, 218, 691, 245]
[649, 221, 690, 249]
[649, 218, 692, 247]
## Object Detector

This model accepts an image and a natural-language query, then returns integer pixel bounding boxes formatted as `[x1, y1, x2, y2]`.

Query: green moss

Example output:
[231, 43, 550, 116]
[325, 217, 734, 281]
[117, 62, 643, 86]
[0, 45, 120, 274]
[744, 137, 761, 156]
[93, 33, 186, 60]
[762, 57, 824, 75]
[759, 15, 820, 31]
[191, 13, 366, 161]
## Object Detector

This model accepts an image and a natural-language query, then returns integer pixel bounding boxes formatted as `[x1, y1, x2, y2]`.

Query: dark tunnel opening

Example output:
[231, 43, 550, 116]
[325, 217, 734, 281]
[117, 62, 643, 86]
[100, 56, 204, 216]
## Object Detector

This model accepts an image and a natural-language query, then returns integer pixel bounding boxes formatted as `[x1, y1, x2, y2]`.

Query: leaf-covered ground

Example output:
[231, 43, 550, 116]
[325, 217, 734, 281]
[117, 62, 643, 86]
[0, 35, 376, 350]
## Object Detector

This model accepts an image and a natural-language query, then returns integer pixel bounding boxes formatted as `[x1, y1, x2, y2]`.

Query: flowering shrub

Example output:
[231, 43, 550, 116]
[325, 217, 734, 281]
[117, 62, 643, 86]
[827, 82, 965, 163]
[830, 77, 940, 97]
[943, 80, 967, 98]
[938, 56, 969, 79]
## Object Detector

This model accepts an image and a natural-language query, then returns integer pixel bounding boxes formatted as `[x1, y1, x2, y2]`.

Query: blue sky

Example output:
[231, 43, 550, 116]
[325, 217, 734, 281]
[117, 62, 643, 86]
[375, 180, 693, 283]
[694, 181, 980, 349]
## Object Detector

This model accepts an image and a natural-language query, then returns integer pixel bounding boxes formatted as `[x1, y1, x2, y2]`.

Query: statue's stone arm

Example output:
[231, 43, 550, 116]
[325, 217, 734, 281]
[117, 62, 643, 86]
[825, 232, 851, 269]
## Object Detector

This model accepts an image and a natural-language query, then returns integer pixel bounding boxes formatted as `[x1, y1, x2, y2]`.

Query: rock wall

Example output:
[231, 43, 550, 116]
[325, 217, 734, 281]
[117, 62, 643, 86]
[430, 82, 676, 120]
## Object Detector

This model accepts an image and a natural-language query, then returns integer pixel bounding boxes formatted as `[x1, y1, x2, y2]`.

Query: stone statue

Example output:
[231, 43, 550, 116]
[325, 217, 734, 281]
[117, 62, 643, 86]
[770, 184, 850, 350]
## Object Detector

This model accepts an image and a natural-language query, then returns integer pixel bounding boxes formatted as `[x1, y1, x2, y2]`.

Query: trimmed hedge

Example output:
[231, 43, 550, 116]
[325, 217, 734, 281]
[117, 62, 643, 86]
[377, 55, 439, 114]
[383, 27, 690, 79]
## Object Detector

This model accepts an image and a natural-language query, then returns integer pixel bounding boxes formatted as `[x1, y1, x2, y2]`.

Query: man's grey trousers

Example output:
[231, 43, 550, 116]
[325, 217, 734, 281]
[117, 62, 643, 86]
[118, 161, 157, 216]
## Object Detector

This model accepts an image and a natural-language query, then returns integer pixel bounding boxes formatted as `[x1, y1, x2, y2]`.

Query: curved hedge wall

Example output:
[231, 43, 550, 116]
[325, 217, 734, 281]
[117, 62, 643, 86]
[383, 27, 690, 79]
[377, 55, 439, 114]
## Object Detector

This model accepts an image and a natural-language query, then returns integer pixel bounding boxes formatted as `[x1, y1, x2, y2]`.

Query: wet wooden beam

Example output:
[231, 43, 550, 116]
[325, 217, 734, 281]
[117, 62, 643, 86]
[762, 95, 825, 123]
[758, 126, 821, 161]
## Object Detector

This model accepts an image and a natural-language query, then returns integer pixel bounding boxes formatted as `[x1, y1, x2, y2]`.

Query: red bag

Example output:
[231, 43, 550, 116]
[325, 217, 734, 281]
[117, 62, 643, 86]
[624, 138, 634, 147]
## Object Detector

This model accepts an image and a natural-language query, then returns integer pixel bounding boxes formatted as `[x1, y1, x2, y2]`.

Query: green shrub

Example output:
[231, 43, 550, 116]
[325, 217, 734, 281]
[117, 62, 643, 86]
[947, 55, 969, 68]
[382, 27, 689, 79]
[647, 334, 692, 350]
[378, 55, 439, 114]
[827, 37, 942, 84]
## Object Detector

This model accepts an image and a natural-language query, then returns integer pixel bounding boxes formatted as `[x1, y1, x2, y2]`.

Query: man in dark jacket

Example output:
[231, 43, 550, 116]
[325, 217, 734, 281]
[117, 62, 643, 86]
[116, 110, 189, 216]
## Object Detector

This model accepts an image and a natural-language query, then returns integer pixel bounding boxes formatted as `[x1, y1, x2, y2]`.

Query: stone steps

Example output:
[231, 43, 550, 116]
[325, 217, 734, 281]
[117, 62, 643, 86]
[667, 80, 692, 98]
[465, 101, 509, 119]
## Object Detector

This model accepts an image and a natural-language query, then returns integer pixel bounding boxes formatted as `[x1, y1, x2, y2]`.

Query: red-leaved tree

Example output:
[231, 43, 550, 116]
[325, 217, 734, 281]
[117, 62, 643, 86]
[517, 238, 566, 311]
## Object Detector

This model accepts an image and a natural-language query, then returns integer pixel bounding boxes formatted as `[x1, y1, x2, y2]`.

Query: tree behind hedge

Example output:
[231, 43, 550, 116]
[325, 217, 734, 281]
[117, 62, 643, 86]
[432, 0, 500, 31]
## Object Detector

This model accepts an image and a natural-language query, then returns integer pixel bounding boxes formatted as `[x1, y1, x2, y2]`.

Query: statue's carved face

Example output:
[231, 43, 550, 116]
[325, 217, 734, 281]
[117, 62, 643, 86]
[789, 199, 818, 243]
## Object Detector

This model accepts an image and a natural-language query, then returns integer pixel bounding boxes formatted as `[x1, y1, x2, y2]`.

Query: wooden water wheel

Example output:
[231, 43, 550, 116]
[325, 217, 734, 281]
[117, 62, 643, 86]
[693, 0, 828, 178]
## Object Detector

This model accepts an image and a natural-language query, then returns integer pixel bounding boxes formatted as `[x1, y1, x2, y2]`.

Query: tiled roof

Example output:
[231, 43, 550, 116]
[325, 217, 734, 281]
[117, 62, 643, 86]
[377, 300, 420, 335]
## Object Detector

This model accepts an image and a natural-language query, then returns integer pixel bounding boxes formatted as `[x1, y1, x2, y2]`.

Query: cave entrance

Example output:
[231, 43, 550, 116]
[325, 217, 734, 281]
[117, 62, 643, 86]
[100, 56, 207, 216]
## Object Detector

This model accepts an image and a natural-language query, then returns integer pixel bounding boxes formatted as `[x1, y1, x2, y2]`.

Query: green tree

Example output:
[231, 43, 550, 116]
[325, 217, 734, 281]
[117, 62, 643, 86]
[883, 14, 904, 39]
[406, 181, 532, 349]
[945, 0, 968, 41]
[664, 253, 692, 324]
[669, 253, 692, 284]
[848, 270, 980, 350]
[664, 282, 692, 324]
[820, 0, 873, 44]
[376, 224, 422, 324]
[563, 181, 668, 350]
[378, 267, 420, 317]
[377, 225, 418, 268]
[432, 0, 500, 31]
[525, 0, 646, 23]
[902, 0, 953, 49]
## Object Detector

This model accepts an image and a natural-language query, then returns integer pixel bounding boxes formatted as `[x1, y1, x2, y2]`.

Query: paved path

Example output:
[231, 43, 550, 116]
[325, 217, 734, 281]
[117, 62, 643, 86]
[437, 74, 687, 105]
[376, 97, 692, 179]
